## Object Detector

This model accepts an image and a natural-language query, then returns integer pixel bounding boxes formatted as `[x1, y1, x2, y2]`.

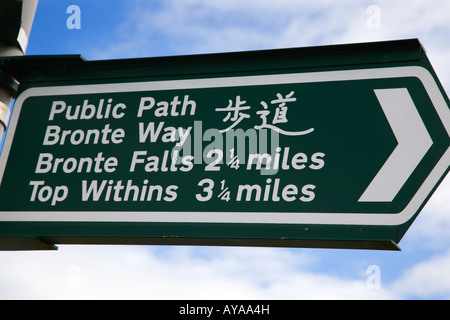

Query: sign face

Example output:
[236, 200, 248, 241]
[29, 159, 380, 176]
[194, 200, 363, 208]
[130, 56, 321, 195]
[0, 41, 449, 250]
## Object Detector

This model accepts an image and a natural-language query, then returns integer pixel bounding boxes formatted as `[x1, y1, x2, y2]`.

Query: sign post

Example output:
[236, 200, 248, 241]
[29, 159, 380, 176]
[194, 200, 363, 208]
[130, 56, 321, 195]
[0, 39, 449, 250]
[0, 0, 39, 135]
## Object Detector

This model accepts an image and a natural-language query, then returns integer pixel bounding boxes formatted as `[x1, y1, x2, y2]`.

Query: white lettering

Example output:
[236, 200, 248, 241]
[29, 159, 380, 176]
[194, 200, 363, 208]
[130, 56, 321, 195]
[137, 95, 196, 118]
[43, 124, 125, 146]
[48, 99, 126, 121]
[29, 181, 69, 206]
[35, 152, 118, 174]
[82, 179, 178, 202]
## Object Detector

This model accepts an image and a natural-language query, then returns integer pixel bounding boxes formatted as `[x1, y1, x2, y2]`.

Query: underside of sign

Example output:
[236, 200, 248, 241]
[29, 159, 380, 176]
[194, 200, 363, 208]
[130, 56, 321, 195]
[0, 39, 449, 250]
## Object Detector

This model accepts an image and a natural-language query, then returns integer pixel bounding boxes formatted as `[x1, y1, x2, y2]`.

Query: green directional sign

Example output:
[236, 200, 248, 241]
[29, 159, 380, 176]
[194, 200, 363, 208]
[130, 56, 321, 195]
[0, 39, 449, 250]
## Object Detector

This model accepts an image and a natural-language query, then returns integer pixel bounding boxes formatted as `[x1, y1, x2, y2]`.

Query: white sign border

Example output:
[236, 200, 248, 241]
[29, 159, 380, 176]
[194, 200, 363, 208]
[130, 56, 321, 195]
[0, 66, 449, 226]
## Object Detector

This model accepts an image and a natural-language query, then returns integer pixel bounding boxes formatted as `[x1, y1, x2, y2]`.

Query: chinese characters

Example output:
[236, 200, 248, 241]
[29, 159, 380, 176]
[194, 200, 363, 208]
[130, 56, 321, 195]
[215, 91, 314, 136]
[214, 96, 251, 133]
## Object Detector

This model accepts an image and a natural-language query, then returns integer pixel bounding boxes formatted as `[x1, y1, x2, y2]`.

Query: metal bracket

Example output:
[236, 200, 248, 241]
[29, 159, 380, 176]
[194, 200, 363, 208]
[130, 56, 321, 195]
[0, 64, 21, 130]
[0, 237, 58, 251]
[0, 101, 10, 130]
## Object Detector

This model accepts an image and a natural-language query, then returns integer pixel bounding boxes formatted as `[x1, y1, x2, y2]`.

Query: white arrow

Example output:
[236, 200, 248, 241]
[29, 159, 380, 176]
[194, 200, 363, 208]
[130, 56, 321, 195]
[359, 88, 433, 202]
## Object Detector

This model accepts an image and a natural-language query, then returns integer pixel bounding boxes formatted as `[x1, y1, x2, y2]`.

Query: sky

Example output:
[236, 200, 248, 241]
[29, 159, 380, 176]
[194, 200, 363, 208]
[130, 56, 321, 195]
[0, 0, 449, 300]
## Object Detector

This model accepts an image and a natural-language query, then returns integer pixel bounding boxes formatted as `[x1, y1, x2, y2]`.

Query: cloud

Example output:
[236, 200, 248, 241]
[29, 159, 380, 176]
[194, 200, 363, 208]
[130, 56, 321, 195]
[392, 250, 450, 299]
[0, 245, 396, 300]
[6, 242, 450, 300]
[89, 0, 375, 59]
[87, 0, 450, 90]
[407, 177, 450, 249]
